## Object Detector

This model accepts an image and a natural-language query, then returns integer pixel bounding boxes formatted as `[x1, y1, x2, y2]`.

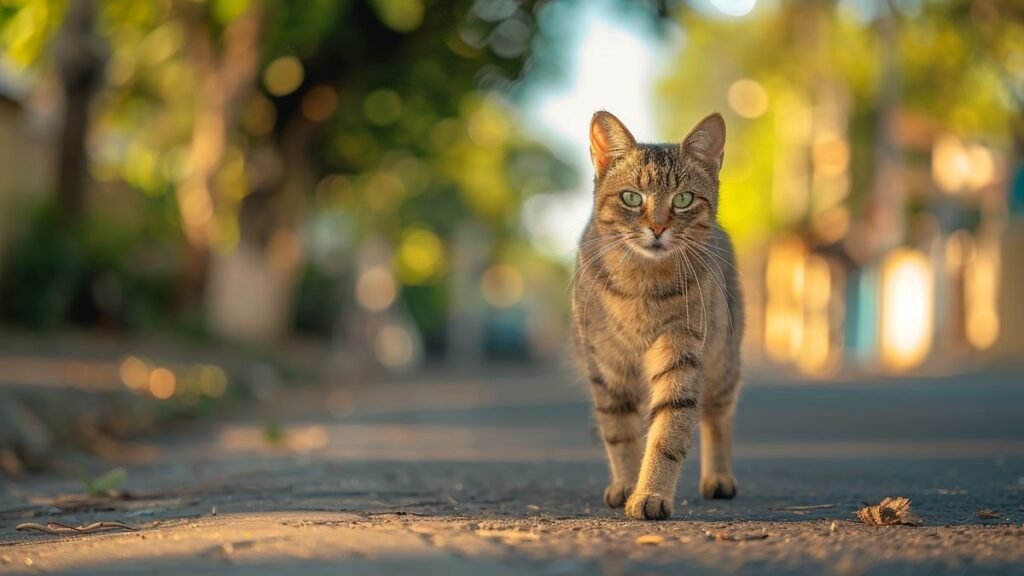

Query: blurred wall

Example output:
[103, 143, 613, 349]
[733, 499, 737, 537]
[0, 89, 50, 267]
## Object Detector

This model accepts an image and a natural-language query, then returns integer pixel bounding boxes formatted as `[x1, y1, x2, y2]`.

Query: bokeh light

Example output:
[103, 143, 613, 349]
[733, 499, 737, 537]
[356, 267, 397, 311]
[371, 0, 424, 32]
[467, 106, 510, 148]
[243, 95, 277, 135]
[119, 356, 150, 391]
[710, 0, 758, 17]
[965, 237, 1001, 350]
[727, 79, 769, 119]
[375, 323, 416, 368]
[881, 249, 933, 371]
[363, 89, 403, 126]
[264, 56, 304, 97]
[481, 264, 524, 308]
[199, 365, 229, 398]
[149, 368, 177, 400]
[302, 85, 339, 122]
[396, 227, 445, 284]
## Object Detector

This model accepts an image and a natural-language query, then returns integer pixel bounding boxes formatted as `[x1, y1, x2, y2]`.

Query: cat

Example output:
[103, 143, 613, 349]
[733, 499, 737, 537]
[571, 110, 744, 520]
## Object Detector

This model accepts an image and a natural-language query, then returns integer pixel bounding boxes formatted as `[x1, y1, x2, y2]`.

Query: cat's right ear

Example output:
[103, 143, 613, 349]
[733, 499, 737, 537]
[590, 111, 636, 179]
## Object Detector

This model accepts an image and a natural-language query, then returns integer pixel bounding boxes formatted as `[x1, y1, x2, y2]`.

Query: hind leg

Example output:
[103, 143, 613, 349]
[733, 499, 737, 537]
[699, 406, 736, 499]
[699, 372, 739, 499]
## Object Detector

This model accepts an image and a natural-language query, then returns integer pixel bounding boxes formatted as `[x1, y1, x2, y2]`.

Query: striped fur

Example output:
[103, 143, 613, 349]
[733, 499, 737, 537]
[572, 111, 744, 520]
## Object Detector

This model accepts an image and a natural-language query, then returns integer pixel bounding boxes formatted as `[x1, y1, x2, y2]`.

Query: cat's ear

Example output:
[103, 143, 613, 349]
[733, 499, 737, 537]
[590, 111, 636, 178]
[682, 113, 726, 172]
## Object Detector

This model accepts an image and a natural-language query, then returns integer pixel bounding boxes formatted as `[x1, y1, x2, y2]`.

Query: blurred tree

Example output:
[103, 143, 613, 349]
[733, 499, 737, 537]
[53, 0, 105, 225]
[242, 0, 575, 347]
[0, 0, 575, 345]
[657, 0, 1022, 249]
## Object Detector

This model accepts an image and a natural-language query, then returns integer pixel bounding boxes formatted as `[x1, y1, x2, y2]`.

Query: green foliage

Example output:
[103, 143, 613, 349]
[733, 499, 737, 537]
[657, 1, 1022, 244]
[292, 263, 343, 336]
[79, 466, 127, 497]
[0, 206, 81, 329]
[402, 283, 447, 352]
[262, 420, 285, 445]
[0, 0, 576, 345]
[894, 1, 1024, 136]
[0, 0, 67, 68]
[0, 199, 180, 330]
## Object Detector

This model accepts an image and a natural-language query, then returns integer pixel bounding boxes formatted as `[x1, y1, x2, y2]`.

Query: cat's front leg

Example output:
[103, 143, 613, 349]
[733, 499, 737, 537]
[625, 333, 702, 520]
[587, 367, 645, 508]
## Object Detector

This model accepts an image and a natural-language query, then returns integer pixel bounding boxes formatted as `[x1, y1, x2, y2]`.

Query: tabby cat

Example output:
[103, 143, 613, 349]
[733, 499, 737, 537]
[571, 110, 744, 520]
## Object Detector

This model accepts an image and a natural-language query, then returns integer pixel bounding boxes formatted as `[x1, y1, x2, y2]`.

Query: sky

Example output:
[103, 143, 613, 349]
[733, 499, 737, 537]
[516, 0, 759, 260]
[518, 0, 676, 260]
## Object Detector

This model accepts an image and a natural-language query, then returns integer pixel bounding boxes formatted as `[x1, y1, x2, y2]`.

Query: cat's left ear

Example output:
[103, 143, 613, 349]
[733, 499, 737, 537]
[682, 113, 726, 173]
[590, 111, 636, 178]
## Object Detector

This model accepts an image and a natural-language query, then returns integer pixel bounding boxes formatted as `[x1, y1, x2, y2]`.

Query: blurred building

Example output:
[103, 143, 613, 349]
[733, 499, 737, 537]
[0, 70, 50, 268]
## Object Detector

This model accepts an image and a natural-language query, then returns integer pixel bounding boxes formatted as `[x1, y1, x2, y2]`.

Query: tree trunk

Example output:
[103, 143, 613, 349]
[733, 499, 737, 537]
[173, 3, 262, 311]
[54, 0, 104, 227]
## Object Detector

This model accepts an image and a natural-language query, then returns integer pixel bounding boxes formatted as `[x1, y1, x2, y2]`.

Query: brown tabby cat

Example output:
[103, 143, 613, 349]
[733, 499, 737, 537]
[571, 110, 744, 520]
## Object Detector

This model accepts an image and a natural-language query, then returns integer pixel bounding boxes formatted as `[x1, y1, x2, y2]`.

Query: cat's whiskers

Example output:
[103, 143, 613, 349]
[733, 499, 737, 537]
[566, 233, 628, 296]
[568, 233, 628, 278]
[571, 234, 630, 291]
[677, 246, 709, 350]
[579, 236, 633, 333]
[685, 244, 735, 335]
[684, 240, 729, 290]
[689, 239, 740, 275]
[689, 240, 740, 307]
[591, 237, 637, 335]
[672, 250, 691, 336]
[693, 241, 742, 273]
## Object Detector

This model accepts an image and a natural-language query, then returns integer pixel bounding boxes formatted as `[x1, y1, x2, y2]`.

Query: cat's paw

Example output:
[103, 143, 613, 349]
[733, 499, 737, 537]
[699, 474, 737, 500]
[603, 482, 634, 508]
[624, 492, 673, 520]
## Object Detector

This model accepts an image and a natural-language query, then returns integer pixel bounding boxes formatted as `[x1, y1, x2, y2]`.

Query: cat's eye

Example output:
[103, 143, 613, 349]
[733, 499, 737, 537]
[672, 191, 695, 211]
[620, 190, 643, 208]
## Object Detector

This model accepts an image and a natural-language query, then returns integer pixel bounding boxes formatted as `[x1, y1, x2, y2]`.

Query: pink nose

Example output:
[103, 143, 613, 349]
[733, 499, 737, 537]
[650, 224, 668, 238]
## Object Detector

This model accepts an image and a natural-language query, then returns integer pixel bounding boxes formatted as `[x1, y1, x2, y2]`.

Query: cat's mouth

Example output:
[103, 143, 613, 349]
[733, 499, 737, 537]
[633, 239, 675, 259]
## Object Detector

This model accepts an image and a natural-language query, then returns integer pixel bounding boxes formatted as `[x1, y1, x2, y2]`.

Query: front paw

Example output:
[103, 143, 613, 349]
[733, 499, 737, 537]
[700, 474, 737, 499]
[603, 482, 633, 508]
[624, 492, 673, 520]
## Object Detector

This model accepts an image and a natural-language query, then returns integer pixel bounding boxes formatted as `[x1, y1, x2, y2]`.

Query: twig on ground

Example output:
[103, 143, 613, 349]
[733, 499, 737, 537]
[16, 520, 138, 535]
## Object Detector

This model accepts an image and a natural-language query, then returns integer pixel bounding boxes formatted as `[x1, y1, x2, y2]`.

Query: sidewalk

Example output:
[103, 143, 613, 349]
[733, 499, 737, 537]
[1, 366, 1023, 574]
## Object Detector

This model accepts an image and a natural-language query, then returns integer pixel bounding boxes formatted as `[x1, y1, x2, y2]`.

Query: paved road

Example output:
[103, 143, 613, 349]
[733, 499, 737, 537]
[1, 365, 1023, 574]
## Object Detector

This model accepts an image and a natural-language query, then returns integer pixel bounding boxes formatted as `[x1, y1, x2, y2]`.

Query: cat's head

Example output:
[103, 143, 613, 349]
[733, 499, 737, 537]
[589, 110, 726, 260]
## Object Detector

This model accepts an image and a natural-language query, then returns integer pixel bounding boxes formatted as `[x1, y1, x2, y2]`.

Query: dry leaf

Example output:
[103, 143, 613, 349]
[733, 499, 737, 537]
[977, 509, 1000, 519]
[858, 497, 920, 526]
[635, 534, 665, 545]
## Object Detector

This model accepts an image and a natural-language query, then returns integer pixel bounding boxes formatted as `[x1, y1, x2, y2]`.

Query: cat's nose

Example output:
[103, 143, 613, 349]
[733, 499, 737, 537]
[649, 224, 668, 239]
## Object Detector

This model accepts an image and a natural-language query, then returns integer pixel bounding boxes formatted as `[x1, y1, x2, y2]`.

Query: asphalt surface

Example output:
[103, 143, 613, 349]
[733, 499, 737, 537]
[1, 364, 1023, 574]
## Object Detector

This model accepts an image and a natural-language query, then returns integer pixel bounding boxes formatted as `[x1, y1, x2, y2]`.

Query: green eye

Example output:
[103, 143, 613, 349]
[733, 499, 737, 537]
[620, 190, 643, 207]
[673, 191, 695, 211]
